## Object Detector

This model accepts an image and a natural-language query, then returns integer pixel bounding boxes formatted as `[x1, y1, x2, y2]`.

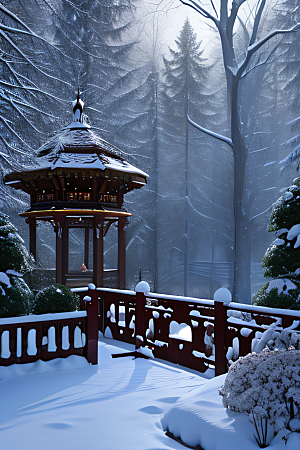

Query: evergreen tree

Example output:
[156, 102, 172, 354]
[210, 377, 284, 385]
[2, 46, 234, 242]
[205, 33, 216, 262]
[253, 177, 300, 310]
[0, 212, 34, 317]
[109, 63, 160, 289]
[156, 18, 223, 296]
[0, 2, 70, 210]
[45, 0, 136, 134]
[278, 0, 300, 171]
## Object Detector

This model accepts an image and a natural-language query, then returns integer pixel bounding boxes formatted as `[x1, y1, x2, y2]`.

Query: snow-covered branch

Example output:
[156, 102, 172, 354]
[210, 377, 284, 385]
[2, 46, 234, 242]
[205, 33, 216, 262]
[0, 30, 72, 86]
[237, 22, 300, 79]
[240, 41, 280, 78]
[179, 0, 219, 25]
[187, 114, 233, 148]
[0, 4, 32, 33]
[248, 0, 266, 47]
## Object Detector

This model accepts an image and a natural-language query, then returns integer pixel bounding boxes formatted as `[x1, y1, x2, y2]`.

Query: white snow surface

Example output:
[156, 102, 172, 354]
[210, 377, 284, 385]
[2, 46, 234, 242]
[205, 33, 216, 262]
[287, 223, 300, 241]
[0, 336, 206, 450]
[266, 278, 297, 294]
[6, 269, 23, 277]
[0, 335, 298, 449]
[162, 373, 300, 450]
[274, 238, 285, 246]
[0, 272, 11, 287]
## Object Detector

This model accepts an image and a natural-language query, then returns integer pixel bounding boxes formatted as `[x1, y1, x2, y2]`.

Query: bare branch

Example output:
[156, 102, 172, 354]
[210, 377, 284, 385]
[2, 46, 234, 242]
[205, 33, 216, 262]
[241, 40, 280, 78]
[0, 20, 81, 64]
[0, 30, 72, 86]
[237, 22, 300, 79]
[187, 114, 233, 148]
[209, 0, 218, 18]
[249, 0, 266, 46]
[179, 0, 220, 25]
[228, 0, 247, 31]
[0, 115, 34, 150]
[0, 80, 66, 105]
[0, 4, 32, 33]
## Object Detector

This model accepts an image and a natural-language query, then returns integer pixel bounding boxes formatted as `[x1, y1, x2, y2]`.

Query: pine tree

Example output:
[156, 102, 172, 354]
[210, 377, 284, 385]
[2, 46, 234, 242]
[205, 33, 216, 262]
[156, 18, 220, 296]
[0, 212, 34, 317]
[253, 177, 300, 310]
[44, 0, 136, 133]
[0, 2, 70, 210]
[277, 0, 300, 170]
[109, 63, 160, 289]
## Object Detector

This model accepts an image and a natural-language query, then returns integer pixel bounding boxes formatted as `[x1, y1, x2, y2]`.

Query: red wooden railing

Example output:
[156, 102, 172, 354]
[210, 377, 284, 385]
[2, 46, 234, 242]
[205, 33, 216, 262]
[75, 287, 300, 376]
[0, 288, 98, 366]
[3, 286, 300, 374]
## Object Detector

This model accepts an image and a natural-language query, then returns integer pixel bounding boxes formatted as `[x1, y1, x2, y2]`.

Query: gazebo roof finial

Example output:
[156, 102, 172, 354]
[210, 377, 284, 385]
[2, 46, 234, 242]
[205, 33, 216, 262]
[72, 87, 84, 123]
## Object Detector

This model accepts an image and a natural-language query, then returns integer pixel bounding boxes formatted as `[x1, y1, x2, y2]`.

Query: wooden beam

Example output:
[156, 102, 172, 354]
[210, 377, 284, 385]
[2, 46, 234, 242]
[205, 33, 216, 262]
[20, 209, 131, 218]
[85, 227, 89, 268]
[93, 219, 103, 287]
[29, 218, 37, 260]
[55, 215, 65, 285]
[118, 216, 126, 289]
[62, 218, 68, 285]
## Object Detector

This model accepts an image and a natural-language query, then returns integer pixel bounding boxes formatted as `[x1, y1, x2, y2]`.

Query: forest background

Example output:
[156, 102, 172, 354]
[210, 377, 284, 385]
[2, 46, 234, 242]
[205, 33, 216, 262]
[0, 0, 299, 304]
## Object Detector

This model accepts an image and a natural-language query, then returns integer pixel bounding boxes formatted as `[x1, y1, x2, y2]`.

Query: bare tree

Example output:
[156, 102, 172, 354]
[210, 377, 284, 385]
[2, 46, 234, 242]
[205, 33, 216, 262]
[178, 0, 300, 302]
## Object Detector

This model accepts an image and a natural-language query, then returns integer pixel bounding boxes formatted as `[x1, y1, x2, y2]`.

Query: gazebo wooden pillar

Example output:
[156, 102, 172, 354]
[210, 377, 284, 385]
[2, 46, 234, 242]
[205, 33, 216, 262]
[93, 218, 104, 287]
[28, 218, 37, 259]
[55, 215, 68, 285]
[118, 216, 126, 289]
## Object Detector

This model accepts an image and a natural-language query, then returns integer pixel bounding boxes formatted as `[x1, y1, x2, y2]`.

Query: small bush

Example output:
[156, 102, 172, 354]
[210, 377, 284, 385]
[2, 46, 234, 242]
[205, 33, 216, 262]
[0, 276, 33, 318]
[253, 279, 300, 310]
[32, 284, 80, 315]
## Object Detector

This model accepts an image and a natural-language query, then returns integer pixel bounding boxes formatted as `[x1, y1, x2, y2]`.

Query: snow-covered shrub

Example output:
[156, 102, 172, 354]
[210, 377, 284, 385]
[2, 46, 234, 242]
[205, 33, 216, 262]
[0, 213, 35, 317]
[0, 212, 34, 274]
[32, 284, 79, 315]
[253, 178, 300, 310]
[253, 277, 300, 310]
[219, 350, 300, 432]
[0, 275, 33, 318]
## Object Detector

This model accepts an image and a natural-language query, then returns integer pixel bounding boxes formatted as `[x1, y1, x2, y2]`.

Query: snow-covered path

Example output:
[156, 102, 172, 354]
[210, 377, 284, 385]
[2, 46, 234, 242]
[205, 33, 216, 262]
[0, 337, 206, 450]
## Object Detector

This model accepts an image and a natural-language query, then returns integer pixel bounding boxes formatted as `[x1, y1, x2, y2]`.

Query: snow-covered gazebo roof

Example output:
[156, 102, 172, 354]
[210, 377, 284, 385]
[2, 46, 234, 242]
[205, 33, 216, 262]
[4, 92, 148, 188]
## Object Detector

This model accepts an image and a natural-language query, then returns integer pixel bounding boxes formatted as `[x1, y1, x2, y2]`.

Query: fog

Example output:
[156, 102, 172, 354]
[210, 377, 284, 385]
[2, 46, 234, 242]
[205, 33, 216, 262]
[1, 0, 299, 304]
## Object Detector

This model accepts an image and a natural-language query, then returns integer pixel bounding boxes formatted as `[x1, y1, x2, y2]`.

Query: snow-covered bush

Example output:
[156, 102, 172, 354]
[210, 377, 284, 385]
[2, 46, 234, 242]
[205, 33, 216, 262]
[0, 213, 34, 274]
[253, 177, 300, 310]
[0, 275, 33, 318]
[0, 213, 34, 317]
[219, 349, 300, 432]
[32, 284, 79, 315]
[253, 277, 300, 310]
[252, 326, 300, 353]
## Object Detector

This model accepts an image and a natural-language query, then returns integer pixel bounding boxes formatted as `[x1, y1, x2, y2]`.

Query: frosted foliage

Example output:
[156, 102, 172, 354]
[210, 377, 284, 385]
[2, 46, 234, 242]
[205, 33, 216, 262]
[287, 224, 300, 241]
[266, 278, 297, 294]
[219, 350, 300, 432]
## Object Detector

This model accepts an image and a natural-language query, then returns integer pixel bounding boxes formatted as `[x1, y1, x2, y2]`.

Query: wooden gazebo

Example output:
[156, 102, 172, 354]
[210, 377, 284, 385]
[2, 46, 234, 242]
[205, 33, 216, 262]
[4, 92, 148, 288]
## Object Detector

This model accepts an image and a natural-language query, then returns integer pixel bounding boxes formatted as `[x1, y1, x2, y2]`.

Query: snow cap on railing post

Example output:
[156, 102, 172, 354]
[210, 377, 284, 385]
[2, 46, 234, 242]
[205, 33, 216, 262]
[135, 281, 150, 294]
[85, 284, 98, 365]
[134, 281, 149, 350]
[214, 288, 231, 376]
[213, 288, 232, 305]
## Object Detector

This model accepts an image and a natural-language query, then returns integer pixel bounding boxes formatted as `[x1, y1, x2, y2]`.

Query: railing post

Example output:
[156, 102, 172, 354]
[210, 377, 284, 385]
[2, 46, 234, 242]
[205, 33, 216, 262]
[214, 300, 227, 376]
[86, 286, 98, 365]
[135, 291, 146, 349]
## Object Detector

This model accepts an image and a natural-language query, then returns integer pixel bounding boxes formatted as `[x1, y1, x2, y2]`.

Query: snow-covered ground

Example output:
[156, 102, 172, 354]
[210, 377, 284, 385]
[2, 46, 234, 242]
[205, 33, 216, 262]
[0, 336, 299, 450]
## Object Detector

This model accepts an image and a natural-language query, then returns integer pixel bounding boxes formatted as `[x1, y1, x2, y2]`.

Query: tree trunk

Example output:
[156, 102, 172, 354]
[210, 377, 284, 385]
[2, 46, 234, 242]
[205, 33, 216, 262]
[231, 78, 252, 303]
